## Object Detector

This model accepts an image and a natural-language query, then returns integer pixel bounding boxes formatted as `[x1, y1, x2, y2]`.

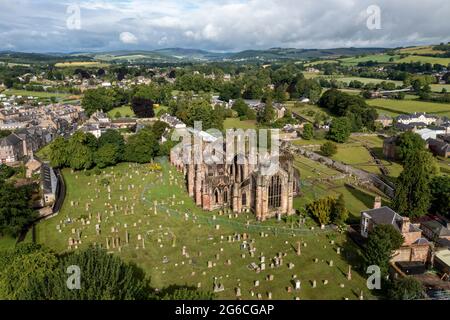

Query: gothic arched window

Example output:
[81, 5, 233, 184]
[242, 192, 247, 206]
[268, 175, 282, 208]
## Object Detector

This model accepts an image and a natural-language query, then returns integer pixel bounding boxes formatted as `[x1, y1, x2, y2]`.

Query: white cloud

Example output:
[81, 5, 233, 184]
[119, 31, 138, 44]
[0, 0, 449, 52]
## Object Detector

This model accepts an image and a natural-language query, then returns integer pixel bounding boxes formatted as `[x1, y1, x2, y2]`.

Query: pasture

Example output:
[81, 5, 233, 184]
[366, 98, 450, 117]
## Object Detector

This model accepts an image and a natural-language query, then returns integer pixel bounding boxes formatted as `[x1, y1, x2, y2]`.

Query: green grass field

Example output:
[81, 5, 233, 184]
[339, 54, 400, 66]
[4, 89, 71, 99]
[108, 105, 135, 118]
[33, 161, 375, 300]
[224, 118, 257, 130]
[397, 46, 445, 55]
[396, 55, 450, 66]
[366, 98, 450, 117]
[55, 61, 110, 68]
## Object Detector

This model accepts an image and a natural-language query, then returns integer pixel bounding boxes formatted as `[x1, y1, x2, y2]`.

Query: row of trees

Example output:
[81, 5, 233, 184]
[49, 126, 171, 171]
[0, 244, 213, 300]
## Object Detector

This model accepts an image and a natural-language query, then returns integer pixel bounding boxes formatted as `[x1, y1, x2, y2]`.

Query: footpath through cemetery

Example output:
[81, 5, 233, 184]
[34, 159, 373, 300]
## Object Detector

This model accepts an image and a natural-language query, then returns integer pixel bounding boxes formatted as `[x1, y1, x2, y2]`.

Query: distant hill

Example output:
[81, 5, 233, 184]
[0, 47, 390, 65]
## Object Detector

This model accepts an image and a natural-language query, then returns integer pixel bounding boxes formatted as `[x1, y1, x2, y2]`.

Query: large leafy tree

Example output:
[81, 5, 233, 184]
[98, 129, 125, 155]
[396, 131, 426, 162]
[327, 117, 351, 143]
[363, 224, 404, 275]
[66, 131, 96, 170]
[258, 98, 275, 124]
[429, 176, 450, 218]
[82, 88, 117, 116]
[131, 96, 155, 118]
[0, 181, 37, 237]
[0, 245, 58, 300]
[302, 123, 314, 140]
[387, 277, 424, 300]
[49, 136, 69, 168]
[95, 143, 120, 169]
[393, 150, 437, 218]
[318, 89, 377, 130]
[124, 127, 159, 163]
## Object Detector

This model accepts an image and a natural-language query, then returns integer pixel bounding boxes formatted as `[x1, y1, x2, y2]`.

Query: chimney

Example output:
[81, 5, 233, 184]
[373, 196, 382, 209]
[401, 217, 411, 233]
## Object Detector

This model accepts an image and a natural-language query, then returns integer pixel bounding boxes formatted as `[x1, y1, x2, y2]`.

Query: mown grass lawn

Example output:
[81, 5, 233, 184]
[224, 118, 257, 130]
[34, 161, 375, 300]
[367, 98, 450, 117]
[107, 105, 135, 118]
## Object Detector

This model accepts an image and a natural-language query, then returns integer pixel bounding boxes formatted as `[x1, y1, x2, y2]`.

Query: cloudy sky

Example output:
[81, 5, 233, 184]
[0, 0, 449, 53]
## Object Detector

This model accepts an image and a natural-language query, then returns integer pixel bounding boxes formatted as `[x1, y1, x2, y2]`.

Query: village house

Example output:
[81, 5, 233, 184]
[375, 114, 393, 128]
[396, 112, 438, 126]
[420, 220, 450, 243]
[427, 138, 450, 158]
[0, 134, 26, 164]
[360, 198, 431, 263]
[160, 113, 187, 129]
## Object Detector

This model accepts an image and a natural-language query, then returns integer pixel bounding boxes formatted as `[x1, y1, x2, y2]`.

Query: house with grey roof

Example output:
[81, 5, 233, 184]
[41, 163, 58, 207]
[360, 203, 432, 263]
[0, 134, 25, 164]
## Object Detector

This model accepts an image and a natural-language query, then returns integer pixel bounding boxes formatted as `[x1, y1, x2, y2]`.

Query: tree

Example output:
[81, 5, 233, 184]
[124, 128, 159, 163]
[49, 136, 68, 168]
[65, 131, 95, 170]
[258, 98, 275, 124]
[429, 176, 450, 218]
[95, 143, 120, 169]
[331, 194, 348, 225]
[393, 150, 436, 218]
[327, 117, 351, 143]
[82, 88, 116, 116]
[0, 246, 58, 299]
[363, 224, 404, 275]
[306, 197, 335, 225]
[0, 181, 37, 237]
[131, 96, 155, 118]
[151, 121, 170, 140]
[387, 277, 423, 300]
[318, 89, 378, 131]
[98, 129, 125, 155]
[396, 131, 426, 162]
[320, 141, 338, 156]
[302, 123, 314, 140]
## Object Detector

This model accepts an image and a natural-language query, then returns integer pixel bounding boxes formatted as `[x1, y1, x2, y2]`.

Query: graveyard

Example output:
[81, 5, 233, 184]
[34, 159, 375, 300]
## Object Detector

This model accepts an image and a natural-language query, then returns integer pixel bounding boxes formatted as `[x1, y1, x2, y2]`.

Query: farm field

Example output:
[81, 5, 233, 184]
[396, 55, 450, 66]
[366, 98, 450, 117]
[55, 61, 109, 68]
[397, 46, 445, 55]
[34, 161, 375, 300]
[4, 89, 71, 99]
[338, 54, 400, 66]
